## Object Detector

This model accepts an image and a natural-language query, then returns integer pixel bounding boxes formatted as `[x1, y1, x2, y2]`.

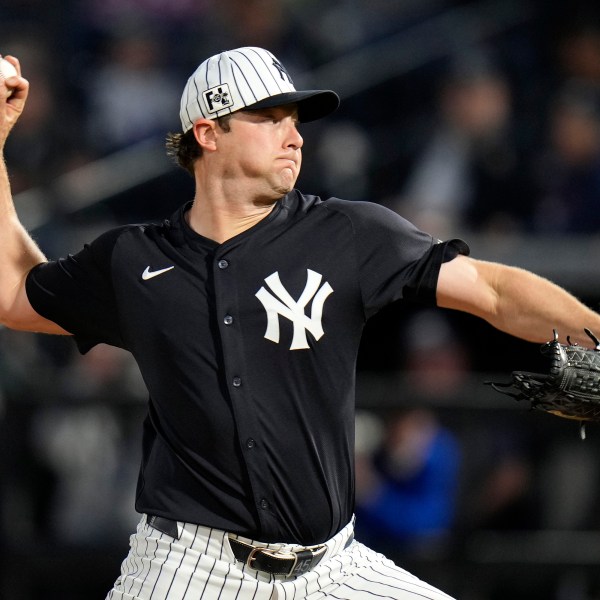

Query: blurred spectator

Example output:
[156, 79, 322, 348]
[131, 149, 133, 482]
[2, 36, 85, 197]
[193, 0, 319, 77]
[458, 419, 537, 533]
[355, 408, 461, 559]
[402, 309, 471, 400]
[393, 52, 534, 238]
[557, 22, 600, 86]
[538, 439, 599, 531]
[531, 81, 600, 233]
[31, 403, 132, 544]
[211, 0, 290, 50]
[83, 23, 181, 156]
[315, 120, 371, 199]
[84, 0, 209, 25]
[5, 75, 82, 194]
[29, 345, 145, 545]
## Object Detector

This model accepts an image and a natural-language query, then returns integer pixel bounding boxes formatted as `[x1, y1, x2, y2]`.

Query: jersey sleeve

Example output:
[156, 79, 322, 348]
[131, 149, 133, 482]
[25, 226, 129, 353]
[328, 200, 469, 318]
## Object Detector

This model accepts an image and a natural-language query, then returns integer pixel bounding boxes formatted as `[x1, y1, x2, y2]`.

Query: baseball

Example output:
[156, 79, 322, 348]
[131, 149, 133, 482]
[0, 58, 18, 97]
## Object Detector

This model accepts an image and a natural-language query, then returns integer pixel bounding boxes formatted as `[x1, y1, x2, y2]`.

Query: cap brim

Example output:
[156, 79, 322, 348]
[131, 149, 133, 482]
[245, 90, 340, 122]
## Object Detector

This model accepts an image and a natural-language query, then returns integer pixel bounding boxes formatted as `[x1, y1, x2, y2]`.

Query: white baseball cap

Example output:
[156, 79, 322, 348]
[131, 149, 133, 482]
[179, 47, 340, 132]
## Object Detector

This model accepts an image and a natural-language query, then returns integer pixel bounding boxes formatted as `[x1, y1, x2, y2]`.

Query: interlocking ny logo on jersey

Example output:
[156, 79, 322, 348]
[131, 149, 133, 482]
[255, 269, 333, 350]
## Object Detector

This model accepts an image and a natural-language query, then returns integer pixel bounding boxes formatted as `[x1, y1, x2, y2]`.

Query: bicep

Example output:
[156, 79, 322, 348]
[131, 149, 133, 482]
[5, 281, 71, 335]
[436, 255, 499, 319]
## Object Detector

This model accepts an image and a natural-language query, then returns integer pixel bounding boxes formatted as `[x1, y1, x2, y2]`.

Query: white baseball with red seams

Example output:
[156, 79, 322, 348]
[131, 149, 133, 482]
[0, 58, 17, 97]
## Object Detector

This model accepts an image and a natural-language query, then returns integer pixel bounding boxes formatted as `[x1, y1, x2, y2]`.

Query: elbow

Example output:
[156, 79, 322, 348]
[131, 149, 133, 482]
[0, 309, 31, 332]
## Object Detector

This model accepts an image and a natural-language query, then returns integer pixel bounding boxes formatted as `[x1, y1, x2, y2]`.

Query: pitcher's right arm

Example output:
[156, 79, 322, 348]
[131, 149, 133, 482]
[0, 55, 69, 334]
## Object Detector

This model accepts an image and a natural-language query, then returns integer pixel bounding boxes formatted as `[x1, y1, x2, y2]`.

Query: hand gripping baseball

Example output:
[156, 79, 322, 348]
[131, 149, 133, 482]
[0, 58, 17, 97]
[489, 328, 600, 439]
[0, 56, 28, 145]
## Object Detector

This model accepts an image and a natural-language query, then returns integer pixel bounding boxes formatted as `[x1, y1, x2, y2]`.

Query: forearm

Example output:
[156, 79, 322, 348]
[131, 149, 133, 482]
[0, 154, 45, 256]
[485, 263, 600, 346]
[0, 153, 46, 312]
[437, 256, 600, 347]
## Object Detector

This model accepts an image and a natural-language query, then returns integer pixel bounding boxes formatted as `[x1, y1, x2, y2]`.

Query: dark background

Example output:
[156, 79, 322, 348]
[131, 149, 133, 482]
[2, 0, 600, 598]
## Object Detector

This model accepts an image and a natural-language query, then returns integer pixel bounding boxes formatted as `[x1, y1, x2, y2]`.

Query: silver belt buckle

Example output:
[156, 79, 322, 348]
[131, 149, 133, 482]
[246, 546, 270, 570]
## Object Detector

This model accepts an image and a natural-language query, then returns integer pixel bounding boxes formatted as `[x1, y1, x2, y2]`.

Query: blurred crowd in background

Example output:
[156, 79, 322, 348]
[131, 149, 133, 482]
[2, 0, 600, 598]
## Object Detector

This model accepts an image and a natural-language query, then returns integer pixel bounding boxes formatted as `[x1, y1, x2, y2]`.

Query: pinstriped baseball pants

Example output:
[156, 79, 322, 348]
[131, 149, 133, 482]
[106, 515, 455, 600]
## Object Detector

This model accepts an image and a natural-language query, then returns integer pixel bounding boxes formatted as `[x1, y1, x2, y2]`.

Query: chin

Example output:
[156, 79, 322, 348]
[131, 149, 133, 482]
[275, 184, 294, 197]
[272, 179, 295, 196]
[279, 168, 298, 190]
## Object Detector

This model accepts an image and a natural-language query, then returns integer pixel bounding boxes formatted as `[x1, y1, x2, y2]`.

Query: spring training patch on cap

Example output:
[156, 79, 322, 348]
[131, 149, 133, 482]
[203, 84, 233, 114]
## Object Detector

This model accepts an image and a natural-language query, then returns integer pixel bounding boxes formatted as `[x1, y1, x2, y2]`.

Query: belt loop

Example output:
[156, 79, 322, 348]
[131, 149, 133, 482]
[147, 514, 180, 539]
[287, 546, 327, 577]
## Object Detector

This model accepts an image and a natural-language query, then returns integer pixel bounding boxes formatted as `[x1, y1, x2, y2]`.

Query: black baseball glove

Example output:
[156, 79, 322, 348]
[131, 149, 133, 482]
[489, 329, 600, 436]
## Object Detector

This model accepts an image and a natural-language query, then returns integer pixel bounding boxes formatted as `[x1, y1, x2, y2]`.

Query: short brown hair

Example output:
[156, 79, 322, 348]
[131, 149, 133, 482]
[165, 115, 233, 176]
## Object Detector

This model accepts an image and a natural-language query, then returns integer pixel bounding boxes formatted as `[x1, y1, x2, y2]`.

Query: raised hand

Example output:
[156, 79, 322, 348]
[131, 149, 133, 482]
[0, 55, 28, 148]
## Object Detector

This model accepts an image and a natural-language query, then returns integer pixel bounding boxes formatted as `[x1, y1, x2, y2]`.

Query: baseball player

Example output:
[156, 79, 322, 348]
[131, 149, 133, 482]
[1, 47, 600, 600]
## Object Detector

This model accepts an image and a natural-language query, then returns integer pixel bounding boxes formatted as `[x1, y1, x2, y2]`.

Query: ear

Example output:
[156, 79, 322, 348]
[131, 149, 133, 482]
[192, 119, 218, 152]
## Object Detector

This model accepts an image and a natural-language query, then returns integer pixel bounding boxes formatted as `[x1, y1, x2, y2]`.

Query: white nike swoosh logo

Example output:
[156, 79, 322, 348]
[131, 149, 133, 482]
[142, 266, 175, 280]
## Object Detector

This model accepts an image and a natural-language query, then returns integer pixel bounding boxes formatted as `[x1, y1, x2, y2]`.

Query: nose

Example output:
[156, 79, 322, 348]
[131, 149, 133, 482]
[286, 121, 303, 150]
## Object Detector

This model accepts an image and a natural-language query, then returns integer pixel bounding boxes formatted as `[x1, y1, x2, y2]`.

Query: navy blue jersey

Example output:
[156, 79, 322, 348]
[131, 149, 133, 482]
[26, 190, 468, 544]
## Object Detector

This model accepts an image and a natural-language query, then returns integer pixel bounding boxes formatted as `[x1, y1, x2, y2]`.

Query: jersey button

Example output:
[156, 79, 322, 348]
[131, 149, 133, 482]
[246, 438, 255, 449]
[224, 315, 234, 325]
[217, 259, 229, 269]
[260, 498, 269, 510]
[232, 377, 242, 387]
